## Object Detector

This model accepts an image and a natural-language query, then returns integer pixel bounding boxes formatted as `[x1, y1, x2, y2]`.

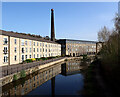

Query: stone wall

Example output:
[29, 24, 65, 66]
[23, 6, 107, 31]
[0, 57, 77, 86]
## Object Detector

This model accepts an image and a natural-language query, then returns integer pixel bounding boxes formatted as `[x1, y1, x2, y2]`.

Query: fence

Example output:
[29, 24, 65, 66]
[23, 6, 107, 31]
[1, 57, 65, 78]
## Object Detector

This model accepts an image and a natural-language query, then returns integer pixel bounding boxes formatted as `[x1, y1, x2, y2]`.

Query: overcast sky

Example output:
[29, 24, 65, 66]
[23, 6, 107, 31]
[2, 2, 118, 41]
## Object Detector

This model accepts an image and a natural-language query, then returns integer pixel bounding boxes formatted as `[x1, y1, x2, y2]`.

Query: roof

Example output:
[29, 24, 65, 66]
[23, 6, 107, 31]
[57, 39, 97, 43]
[0, 30, 59, 44]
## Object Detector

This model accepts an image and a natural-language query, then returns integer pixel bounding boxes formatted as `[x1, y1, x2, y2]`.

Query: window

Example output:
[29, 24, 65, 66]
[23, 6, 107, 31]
[22, 55, 24, 61]
[21, 40, 24, 46]
[43, 48, 44, 52]
[37, 42, 38, 46]
[34, 48, 35, 52]
[15, 47, 17, 53]
[40, 43, 41, 46]
[22, 48, 24, 53]
[15, 55, 17, 61]
[3, 47, 8, 54]
[25, 55, 27, 59]
[14, 39, 17, 44]
[30, 48, 32, 53]
[29, 41, 32, 46]
[4, 56, 8, 63]
[37, 48, 39, 52]
[26, 48, 28, 53]
[3, 38, 8, 44]
[40, 48, 41, 52]
[29, 55, 31, 58]
[34, 42, 35, 46]
[46, 49, 47, 52]
[37, 54, 39, 58]
[43, 43, 44, 47]
[34, 54, 35, 58]
[25, 41, 27, 45]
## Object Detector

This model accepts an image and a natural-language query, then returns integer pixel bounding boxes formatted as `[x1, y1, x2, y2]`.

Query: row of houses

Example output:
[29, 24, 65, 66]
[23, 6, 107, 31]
[0, 30, 61, 66]
[0, 30, 102, 66]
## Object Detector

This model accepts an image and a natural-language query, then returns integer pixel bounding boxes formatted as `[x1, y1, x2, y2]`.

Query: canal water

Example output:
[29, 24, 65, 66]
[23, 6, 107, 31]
[2, 60, 86, 97]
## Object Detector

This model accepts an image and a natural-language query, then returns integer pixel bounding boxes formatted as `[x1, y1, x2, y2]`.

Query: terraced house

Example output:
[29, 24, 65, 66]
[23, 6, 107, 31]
[0, 30, 61, 66]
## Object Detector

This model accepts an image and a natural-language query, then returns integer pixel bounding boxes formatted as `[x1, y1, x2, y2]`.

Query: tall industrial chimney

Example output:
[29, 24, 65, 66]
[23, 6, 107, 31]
[51, 9, 55, 41]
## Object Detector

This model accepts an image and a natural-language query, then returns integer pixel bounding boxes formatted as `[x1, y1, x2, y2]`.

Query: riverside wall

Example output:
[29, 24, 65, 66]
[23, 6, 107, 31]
[0, 57, 80, 87]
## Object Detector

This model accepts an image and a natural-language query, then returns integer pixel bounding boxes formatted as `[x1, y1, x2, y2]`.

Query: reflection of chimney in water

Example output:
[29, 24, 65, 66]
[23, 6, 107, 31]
[51, 9, 55, 41]
[51, 77, 55, 97]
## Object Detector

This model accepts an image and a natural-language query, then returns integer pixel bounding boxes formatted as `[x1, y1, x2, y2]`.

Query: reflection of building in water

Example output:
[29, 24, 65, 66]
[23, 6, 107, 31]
[61, 61, 82, 76]
[2, 64, 61, 96]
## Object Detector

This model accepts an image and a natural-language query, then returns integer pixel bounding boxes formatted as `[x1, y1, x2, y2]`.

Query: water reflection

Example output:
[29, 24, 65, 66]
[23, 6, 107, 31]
[61, 60, 82, 76]
[2, 64, 61, 97]
[2, 60, 84, 96]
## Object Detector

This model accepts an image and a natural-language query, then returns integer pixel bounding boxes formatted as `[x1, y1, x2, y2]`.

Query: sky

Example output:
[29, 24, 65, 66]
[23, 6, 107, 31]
[2, 2, 118, 41]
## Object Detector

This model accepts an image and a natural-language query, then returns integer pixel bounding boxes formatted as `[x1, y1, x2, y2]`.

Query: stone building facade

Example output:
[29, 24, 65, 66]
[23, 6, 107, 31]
[57, 39, 97, 57]
[96, 42, 103, 54]
[0, 30, 61, 66]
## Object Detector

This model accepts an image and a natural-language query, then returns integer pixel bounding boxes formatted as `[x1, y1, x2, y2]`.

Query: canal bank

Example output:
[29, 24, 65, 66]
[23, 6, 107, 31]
[82, 59, 113, 97]
[0, 57, 81, 87]
[1, 59, 85, 96]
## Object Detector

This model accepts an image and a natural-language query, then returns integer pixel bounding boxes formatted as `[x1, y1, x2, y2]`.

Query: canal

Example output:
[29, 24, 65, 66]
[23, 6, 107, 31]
[2, 59, 87, 96]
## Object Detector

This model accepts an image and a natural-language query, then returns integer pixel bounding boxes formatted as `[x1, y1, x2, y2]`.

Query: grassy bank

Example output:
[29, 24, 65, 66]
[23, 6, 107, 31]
[82, 58, 110, 96]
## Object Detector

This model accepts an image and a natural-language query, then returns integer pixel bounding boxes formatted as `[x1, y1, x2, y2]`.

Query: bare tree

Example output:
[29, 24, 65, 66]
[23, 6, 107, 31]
[114, 13, 120, 32]
[98, 26, 111, 42]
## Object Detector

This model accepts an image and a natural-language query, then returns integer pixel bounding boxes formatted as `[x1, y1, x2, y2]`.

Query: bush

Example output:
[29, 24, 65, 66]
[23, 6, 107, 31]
[40, 57, 48, 60]
[13, 74, 18, 81]
[31, 58, 36, 61]
[25, 59, 33, 63]
[35, 58, 41, 61]
[20, 70, 26, 78]
[40, 57, 46, 60]
[83, 54, 87, 59]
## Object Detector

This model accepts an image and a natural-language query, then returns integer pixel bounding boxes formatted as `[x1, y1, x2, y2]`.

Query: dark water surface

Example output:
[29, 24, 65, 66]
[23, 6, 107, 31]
[2, 60, 85, 97]
[27, 74, 84, 96]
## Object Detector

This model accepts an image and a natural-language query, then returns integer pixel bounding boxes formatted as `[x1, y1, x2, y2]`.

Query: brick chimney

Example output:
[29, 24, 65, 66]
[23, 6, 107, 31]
[51, 9, 55, 41]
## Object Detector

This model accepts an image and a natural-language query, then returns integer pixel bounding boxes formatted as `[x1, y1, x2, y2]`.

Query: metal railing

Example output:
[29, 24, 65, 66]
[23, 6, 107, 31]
[1, 57, 65, 78]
